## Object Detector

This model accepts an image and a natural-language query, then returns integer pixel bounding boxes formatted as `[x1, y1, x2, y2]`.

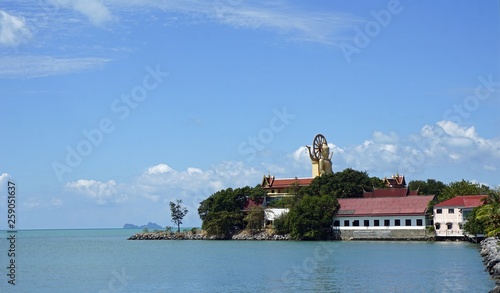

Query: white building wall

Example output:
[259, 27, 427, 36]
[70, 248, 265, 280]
[334, 215, 427, 230]
[264, 208, 289, 221]
[433, 207, 466, 237]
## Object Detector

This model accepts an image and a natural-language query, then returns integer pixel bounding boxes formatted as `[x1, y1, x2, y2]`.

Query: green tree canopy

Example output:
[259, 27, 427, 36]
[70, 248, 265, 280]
[202, 211, 243, 239]
[244, 206, 265, 231]
[439, 179, 491, 202]
[370, 176, 386, 189]
[463, 189, 500, 237]
[198, 185, 264, 237]
[286, 193, 339, 240]
[408, 179, 446, 196]
[169, 199, 188, 233]
[462, 207, 486, 236]
[305, 168, 372, 199]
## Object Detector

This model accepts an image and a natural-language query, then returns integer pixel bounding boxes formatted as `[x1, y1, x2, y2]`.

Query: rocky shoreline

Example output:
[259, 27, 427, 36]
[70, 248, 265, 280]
[127, 230, 291, 241]
[480, 237, 500, 293]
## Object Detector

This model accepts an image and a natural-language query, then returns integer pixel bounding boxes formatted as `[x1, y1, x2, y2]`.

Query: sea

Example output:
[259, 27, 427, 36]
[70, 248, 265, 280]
[0, 228, 495, 293]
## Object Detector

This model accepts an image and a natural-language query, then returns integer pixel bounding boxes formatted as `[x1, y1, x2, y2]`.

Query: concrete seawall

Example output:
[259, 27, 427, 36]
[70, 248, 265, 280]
[334, 229, 434, 241]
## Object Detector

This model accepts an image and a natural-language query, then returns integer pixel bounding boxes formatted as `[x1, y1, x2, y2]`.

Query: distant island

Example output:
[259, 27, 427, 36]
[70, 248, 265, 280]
[123, 222, 163, 230]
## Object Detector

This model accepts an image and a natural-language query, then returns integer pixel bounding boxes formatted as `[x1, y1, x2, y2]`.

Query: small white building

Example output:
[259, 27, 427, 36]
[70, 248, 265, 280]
[433, 195, 487, 238]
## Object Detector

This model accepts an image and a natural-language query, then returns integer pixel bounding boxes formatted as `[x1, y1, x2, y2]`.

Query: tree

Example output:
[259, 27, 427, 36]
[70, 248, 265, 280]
[462, 207, 486, 237]
[170, 199, 188, 233]
[244, 206, 265, 231]
[287, 193, 339, 240]
[439, 179, 491, 202]
[198, 185, 263, 236]
[273, 213, 290, 235]
[305, 168, 372, 198]
[474, 189, 500, 237]
[408, 179, 446, 197]
[370, 176, 386, 189]
[202, 211, 243, 239]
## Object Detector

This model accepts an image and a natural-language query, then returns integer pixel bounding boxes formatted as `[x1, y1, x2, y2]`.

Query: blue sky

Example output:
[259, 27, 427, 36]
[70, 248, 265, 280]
[0, 0, 499, 229]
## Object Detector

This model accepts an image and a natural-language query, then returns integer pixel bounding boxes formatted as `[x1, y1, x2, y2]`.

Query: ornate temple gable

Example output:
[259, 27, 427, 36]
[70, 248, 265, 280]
[261, 175, 275, 188]
[363, 174, 419, 198]
[383, 174, 406, 188]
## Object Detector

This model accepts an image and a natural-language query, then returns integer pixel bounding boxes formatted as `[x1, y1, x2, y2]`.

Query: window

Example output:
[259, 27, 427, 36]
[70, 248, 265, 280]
[395, 219, 401, 226]
[353, 220, 360, 227]
[416, 219, 423, 226]
[436, 209, 442, 214]
[448, 208, 454, 214]
[374, 220, 380, 227]
[333, 220, 340, 227]
[384, 219, 390, 226]
[344, 220, 350, 227]
[364, 220, 370, 227]
[405, 219, 412, 226]
[447, 223, 453, 230]
[435, 223, 441, 230]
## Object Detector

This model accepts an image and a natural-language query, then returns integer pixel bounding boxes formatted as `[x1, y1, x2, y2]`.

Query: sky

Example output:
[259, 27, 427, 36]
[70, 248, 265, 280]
[0, 0, 499, 229]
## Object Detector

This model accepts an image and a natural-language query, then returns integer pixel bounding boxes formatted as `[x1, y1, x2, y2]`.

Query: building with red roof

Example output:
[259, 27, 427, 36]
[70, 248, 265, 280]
[259, 175, 314, 226]
[261, 175, 313, 205]
[433, 195, 487, 238]
[334, 195, 434, 239]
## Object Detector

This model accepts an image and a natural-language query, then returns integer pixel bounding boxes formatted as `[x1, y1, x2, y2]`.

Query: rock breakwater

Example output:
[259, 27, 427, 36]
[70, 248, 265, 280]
[128, 230, 291, 241]
[480, 237, 500, 293]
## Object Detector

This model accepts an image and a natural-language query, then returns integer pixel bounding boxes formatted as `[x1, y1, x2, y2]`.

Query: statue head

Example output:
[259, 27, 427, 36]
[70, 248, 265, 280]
[321, 143, 329, 157]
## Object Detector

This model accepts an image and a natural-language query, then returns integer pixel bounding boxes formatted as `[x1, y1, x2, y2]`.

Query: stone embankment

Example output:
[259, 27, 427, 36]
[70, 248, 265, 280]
[480, 237, 500, 293]
[128, 230, 290, 241]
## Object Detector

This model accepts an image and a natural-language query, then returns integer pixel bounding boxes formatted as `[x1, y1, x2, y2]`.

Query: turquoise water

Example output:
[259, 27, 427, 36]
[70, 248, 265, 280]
[0, 229, 495, 292]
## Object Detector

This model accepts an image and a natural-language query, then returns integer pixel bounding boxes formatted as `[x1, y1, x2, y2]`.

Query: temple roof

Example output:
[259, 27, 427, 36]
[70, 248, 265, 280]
[337, 195, 435, 217]
[261, 175, 313, 189]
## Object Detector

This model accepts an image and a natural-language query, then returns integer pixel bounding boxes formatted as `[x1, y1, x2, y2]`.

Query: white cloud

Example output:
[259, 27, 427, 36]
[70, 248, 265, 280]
[68, 161, 262, 213]
[53, 0, 113, 26]
[66, 179, 125, 205]
[24, 197, 63, 209]
[147, 163, 174, 174]
[105, 0, 361, 46]
[208, 4, 359, 45]
[0, 56, 110, 78]
[0, 173, 10, 185]
[0, 10, 32, 46]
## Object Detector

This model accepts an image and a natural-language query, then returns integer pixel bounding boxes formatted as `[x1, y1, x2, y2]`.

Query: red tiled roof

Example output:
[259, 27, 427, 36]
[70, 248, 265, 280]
[337, 195, 435, 217]
[434, 195, 487, 208]
[262, 177, 313, 189]
[243, 198, 264, 211]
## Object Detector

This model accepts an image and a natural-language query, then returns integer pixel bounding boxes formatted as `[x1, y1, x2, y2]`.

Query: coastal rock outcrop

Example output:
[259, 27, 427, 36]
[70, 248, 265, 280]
[127, 230, 291, 241]
[480, 237, 500, 293]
